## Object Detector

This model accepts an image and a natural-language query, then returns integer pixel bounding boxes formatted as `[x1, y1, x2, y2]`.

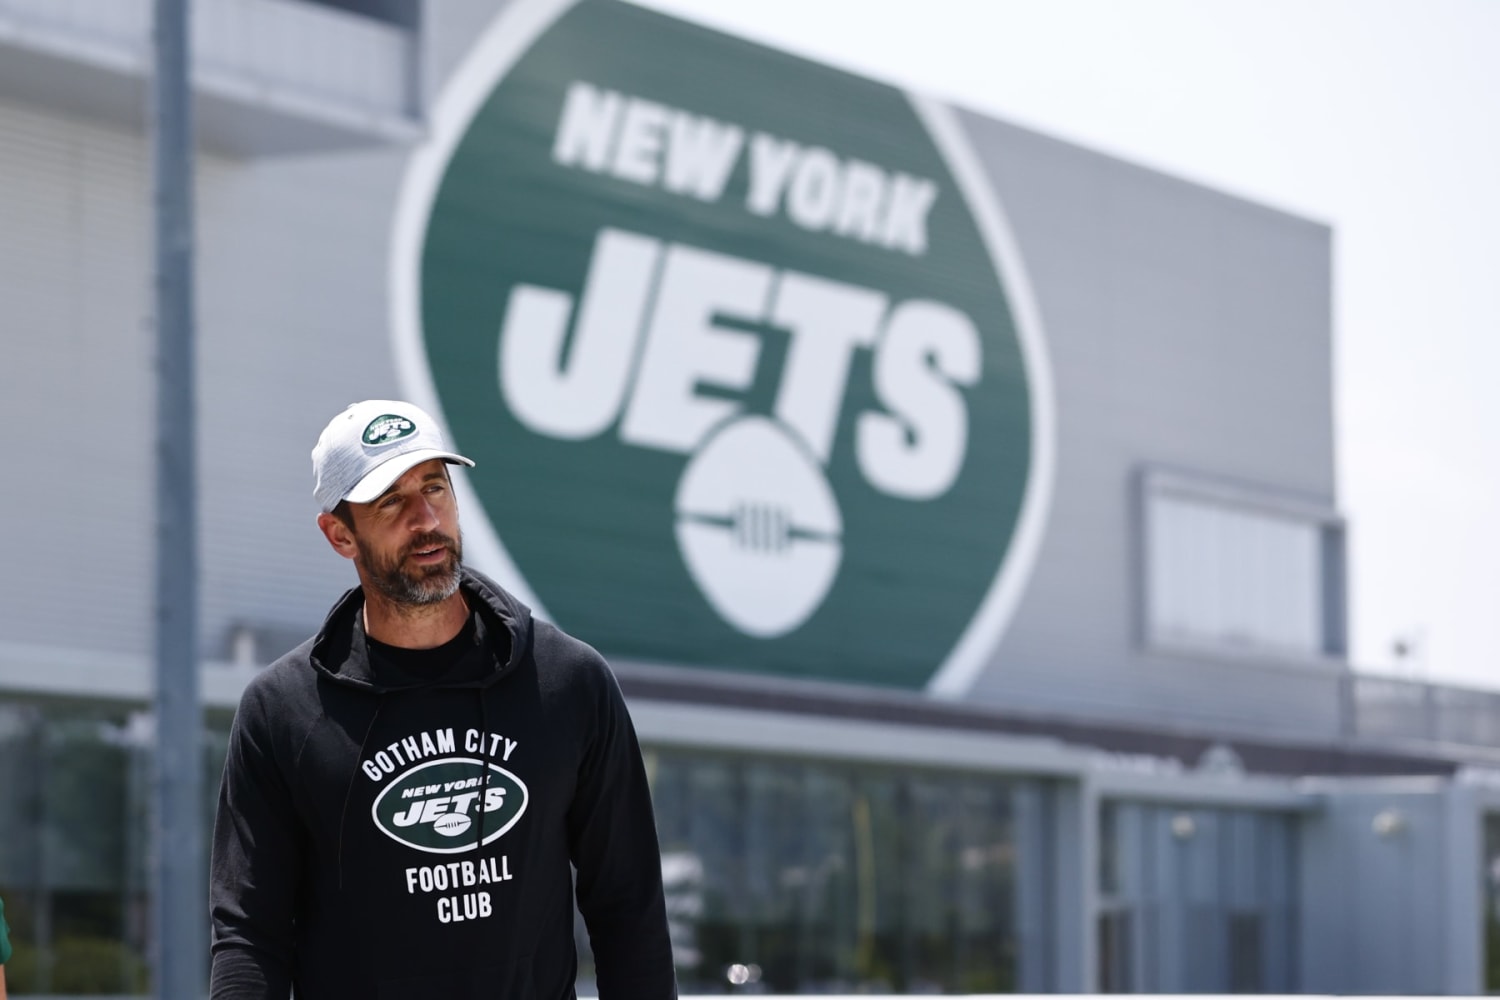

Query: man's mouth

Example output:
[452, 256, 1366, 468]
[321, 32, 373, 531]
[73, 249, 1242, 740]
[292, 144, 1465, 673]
[409, 544, 449, 564]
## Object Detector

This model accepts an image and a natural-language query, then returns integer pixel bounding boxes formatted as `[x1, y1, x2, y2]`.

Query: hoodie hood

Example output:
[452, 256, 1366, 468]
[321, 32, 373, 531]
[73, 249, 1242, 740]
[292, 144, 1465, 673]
[307, 567, 533, 694]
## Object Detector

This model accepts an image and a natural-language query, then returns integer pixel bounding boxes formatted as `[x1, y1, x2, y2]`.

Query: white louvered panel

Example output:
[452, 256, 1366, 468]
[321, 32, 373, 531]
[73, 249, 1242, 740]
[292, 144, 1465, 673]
[0, 93, 412, 668]
[1148, 495, 1322, 658]
[0, 99, 155, 658]
[191, 145, 415, 663]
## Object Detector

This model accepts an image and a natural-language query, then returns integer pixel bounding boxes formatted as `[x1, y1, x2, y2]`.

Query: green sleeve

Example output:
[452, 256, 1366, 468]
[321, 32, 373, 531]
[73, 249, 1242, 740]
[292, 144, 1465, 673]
[0, 894, 12, 964]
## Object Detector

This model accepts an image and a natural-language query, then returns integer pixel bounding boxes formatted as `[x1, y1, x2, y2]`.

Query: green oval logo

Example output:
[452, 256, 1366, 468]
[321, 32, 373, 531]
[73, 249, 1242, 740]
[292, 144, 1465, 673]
[391, 0, 1054, 695]
[362, 414, 417, 447]
[371, 757, 528, 854]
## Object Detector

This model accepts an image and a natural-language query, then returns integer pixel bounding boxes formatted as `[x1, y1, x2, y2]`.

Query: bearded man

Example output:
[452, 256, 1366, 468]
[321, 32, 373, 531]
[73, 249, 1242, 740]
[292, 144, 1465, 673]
[209, 400, 677, 1000]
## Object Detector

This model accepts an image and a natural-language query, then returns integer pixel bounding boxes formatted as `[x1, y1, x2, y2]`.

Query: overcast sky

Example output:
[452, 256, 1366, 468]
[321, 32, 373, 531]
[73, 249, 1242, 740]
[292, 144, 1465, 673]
[626, 0, 1500, 690]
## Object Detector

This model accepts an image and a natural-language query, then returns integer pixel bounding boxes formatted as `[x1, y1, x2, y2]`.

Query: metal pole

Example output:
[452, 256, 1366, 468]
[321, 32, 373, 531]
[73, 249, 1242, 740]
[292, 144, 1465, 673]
[152, 0, 203, 996]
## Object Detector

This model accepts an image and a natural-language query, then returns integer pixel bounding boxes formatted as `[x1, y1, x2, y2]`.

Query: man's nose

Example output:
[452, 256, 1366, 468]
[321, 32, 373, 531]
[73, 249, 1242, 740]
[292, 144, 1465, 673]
[408, 495, 440, 531]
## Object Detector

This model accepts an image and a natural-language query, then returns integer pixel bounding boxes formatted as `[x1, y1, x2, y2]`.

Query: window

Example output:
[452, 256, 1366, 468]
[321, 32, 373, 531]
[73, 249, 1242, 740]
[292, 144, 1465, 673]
[588, 749, 1027, 995]
[1143, 470, 1345, 661]
[1097, 910, 1133, 993]
[0, 701, 231, 996]
[1483, 813, 1500, 992]
[1097, 802, 1297, 993]
[1227, 912, 1263, 993]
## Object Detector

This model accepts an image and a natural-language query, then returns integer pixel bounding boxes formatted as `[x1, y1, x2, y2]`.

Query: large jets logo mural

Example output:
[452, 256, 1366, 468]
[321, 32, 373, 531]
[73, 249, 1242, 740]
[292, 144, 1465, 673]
[391, 0, 1055, 694]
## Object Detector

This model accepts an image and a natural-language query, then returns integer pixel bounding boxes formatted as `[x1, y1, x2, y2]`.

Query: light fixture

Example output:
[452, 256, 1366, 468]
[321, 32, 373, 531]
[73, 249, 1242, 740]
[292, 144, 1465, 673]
[1372, 808, 1406, 838]
[727, 963, 762, 986]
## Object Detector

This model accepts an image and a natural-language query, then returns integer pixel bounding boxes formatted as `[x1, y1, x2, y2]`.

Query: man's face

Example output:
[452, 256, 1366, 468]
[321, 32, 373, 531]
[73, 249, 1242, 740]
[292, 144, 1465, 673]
[345, 459, 464, 606]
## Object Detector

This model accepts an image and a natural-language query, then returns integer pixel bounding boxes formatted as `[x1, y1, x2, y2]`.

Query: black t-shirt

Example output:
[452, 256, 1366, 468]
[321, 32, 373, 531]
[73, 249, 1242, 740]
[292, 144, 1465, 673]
[363, 608, 496, 687]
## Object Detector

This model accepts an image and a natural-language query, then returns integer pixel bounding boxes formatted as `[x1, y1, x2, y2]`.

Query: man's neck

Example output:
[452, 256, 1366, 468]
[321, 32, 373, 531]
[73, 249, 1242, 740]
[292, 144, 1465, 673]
[361, 588, 469, 649]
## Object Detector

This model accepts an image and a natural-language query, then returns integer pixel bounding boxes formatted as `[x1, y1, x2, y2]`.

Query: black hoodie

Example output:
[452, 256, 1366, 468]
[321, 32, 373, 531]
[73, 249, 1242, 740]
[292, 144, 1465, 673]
[210, 569, 678, 999]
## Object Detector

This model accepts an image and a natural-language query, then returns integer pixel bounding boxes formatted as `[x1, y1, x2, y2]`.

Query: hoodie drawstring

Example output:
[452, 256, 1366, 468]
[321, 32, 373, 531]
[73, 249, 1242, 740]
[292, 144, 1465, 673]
[476, 690, 490, 853]
[338, 697, 384, 890]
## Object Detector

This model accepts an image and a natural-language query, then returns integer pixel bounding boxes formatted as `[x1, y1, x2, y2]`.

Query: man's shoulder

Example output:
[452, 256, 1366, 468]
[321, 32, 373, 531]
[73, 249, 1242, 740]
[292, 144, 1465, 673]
[530, 618, 633, 707]
[530, 617, 609, 673]
[236, 636, 321, 716]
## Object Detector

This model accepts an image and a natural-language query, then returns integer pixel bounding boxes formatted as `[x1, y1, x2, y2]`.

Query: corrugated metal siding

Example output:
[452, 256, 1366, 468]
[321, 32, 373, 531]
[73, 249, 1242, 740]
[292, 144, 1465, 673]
[0, 99, 154, 658]
[956, 109, 1342, 738]
[423, 0, 512, 96]
[0, 95, 415, 665]
[0, 0, 416, 131]
[194, 146, 413, 660]
[196, 0, 413, 115]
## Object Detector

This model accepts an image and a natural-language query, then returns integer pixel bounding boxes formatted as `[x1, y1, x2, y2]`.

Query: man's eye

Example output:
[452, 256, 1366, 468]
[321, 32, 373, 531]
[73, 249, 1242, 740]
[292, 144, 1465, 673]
[380, 496, 402, 509]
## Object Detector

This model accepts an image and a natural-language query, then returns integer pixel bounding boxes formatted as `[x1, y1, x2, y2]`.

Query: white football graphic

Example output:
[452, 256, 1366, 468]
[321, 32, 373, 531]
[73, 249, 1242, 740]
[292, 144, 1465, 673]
[674, 416, 842, 638]
[433, 812, 473, 838]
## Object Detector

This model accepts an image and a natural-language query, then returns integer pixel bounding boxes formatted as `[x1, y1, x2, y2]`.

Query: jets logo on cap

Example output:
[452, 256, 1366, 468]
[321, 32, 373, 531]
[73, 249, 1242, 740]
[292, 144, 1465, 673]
[391, 0, 1054, 695]
[362, 414, 417, 447]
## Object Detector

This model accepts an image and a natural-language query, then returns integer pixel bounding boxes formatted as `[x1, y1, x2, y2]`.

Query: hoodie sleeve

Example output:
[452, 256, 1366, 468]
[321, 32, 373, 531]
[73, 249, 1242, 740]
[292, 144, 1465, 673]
[565, 656, 678, 1000]
[209, 676, 303, 999]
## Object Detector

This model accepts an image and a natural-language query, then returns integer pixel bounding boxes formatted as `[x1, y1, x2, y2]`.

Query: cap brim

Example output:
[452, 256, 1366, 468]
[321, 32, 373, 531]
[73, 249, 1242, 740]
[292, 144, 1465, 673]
[342, 449, 476, 505]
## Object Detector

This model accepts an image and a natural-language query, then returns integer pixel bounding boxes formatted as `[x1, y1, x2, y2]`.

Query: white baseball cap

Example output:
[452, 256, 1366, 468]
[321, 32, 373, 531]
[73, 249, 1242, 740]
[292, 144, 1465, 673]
[311, 399, 475, 512]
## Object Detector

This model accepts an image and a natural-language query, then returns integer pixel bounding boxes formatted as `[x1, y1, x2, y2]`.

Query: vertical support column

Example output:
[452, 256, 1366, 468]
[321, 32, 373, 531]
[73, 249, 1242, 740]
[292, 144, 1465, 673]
[151, 0, 203, 996]
[1320, 521, 1348, 657]
[1014, 781, 1055, 991]
[1049, 774, 1098, 992]
[1443, 784, 1482, 995]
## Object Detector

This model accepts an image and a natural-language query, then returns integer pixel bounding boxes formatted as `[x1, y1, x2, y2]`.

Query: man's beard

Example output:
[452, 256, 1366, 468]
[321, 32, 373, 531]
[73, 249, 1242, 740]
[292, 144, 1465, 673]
[357, 530, 464, 607]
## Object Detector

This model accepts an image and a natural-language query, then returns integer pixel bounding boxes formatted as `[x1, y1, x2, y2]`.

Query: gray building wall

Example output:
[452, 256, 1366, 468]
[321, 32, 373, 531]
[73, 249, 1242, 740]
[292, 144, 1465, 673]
[0, 95, 408, 666]
[960, 111, 1343, 738]
[1299, 780, 1483, 994]
[0, 0, 1343, 742]
[0, 98, 158, 662]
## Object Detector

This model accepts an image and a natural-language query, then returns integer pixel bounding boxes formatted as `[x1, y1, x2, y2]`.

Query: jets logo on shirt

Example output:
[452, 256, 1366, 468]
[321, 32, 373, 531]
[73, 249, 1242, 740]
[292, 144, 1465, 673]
[391, 0, 1055, 696]
[372, 758, 529, 854]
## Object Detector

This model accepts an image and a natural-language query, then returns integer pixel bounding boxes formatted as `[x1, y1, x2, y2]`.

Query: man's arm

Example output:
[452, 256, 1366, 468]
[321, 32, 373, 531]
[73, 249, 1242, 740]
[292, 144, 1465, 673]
[566, 661, 678, 999]
[209, 681, 303, 999]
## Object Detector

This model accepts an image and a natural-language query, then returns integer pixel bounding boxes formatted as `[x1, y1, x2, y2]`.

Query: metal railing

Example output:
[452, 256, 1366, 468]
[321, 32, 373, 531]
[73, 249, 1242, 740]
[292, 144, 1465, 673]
[1345, 672, 1500, 750]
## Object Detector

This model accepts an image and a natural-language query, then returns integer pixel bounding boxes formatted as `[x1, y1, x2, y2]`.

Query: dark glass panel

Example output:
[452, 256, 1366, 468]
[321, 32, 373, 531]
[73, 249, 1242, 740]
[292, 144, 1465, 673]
[641, 748, 1022, 994]
[0, 699, 230, 996]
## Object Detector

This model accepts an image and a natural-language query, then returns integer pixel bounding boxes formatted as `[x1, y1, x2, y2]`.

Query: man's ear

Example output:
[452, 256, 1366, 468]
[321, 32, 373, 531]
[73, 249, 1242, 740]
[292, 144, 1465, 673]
[317, 511, 360, 561]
